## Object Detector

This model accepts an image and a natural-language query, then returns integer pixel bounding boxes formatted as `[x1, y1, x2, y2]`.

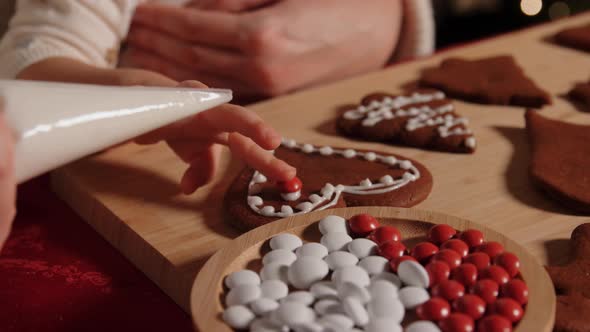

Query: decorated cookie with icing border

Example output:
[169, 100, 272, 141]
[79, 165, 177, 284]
[224, 140, 433, 230]
[336, 89, 476, 153]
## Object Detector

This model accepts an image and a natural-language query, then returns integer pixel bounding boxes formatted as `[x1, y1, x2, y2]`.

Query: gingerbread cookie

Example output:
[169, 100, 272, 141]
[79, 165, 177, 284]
[555, 24, 590, 53]
[526, 110, 590, 213]
[568, 81, 590, 111]
[336, 89, 476, 153]
[420, 55, 551, 108]
[546, 223, 590, 332]
[225, 139, 433, 230]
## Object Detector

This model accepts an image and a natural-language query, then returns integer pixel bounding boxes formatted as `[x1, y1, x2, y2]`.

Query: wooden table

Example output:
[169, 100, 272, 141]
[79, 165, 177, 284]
[51, 14, 590, 313]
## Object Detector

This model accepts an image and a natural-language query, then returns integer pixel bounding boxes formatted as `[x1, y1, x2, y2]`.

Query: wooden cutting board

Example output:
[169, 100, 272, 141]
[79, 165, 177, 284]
[51, 13, 590, 312]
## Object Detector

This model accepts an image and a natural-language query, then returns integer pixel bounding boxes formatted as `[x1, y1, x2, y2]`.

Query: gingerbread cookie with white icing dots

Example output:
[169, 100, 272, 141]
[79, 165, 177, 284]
[336, 89, 476, 153]
[224, 139, 433, 231]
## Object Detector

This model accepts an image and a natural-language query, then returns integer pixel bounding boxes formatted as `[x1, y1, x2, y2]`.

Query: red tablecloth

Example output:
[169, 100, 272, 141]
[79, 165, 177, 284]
[0, 176, 193, 332]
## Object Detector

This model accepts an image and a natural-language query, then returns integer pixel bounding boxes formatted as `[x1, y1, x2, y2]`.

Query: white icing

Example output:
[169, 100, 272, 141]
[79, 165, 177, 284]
[342, 91, 475, 147]
[281, 190, 301, 201]
[247, 139, 421, 218]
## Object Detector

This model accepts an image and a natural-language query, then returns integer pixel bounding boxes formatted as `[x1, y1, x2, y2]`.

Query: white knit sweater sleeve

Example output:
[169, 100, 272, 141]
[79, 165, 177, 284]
[393, 0, 436, 61]
[0, 0, 139, 79]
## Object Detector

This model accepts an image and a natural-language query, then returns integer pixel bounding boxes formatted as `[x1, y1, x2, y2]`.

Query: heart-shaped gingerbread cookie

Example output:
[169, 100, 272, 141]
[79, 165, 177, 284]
[336, 89, 476, 153]
[225, 139, 433, 231]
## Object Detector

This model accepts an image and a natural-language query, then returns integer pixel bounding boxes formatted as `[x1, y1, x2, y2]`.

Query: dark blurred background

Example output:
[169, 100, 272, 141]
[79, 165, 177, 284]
[434, 0, 590, 48]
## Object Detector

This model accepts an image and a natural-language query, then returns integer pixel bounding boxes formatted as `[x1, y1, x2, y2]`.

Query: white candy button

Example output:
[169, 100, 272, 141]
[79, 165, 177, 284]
[320, 232, 353, 252]
[310, 281, 339, 300]
[342, 297, 369, 326]
[250, 298, 279, 316]
[337, 281, 371, 303]
[406, 320, 442, 332]
[365, 318, 403, 332]
[263, 249, 297, 266]
[224, 269, 260, 289]
[293, 322, 324, 332]
[367, 296, 404, 322]
[398, 260, 430, 288]
[358, 256, 389, 276]
[368, 280, 398, 299]
[318, 313, 354, 330]
[318, 215, 348, 235]
[222, 305, 255, 329]
[347, 238, 378, 259]
[280, 291, 315, 306]
[296, 243, 329, 259]
[261, 279, 289, 300]
[313, 299, 343, 315]
[270, 233, 303, 251]
[371, 272, 402, 289]
[226, 284, 261, 306]
[332, 266, 370, 288]
[273, 301, 316, 327]
[324, 251, 359, 270]
[288, 257, 329, 289]
[260, 262, 289, 283]
[398, 286, 430, 309]
[250, 318, 286, 332]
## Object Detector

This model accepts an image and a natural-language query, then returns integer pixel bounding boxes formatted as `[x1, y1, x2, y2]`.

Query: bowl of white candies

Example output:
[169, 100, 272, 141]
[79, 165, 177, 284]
[191, 207, 554, 332]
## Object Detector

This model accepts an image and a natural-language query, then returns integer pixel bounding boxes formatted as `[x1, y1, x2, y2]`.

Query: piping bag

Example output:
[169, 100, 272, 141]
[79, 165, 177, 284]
[0, 80, 232, 183]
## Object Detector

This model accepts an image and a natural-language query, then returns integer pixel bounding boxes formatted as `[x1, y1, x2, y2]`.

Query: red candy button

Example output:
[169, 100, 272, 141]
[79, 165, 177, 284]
[431, 280, 465, 301]
[432, 249, 462, 269]
[490, 298, 524, 323]
[453, 294, 486, 320]
[429, 224, 457, 245]
[367, 226, 401, 245]
[494, 252, 520, 278]
[478, 315, 513, 332]
[416, 297, 451, 321]
[481, 266, 510, 285]
[411, 242, 439, 263]
[348, 214, 380, 237]
[501, 279, 529, 305]
[472, 279, 500, 304]
[379, 241, 407, 260]
[475, 241, 504, 260]
[441, 239, 469, 257]
[389, 255, 417, 273]
[426, 260, 451, 287]
[458, 229, 484, 248]
[452, 263, 478, 287]
[463, 252, 491, 272]
[277, 176, 302, 193]
[439, 313, 475, 332]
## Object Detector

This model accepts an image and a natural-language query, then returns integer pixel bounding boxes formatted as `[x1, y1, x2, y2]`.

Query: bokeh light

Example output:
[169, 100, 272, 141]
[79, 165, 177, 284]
[520, 0, 543, 16]
[548, 1, 571, 20]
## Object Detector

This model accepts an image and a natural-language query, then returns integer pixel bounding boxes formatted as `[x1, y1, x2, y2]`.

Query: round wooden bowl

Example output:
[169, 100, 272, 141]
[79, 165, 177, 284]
[191, 207, 555, 331]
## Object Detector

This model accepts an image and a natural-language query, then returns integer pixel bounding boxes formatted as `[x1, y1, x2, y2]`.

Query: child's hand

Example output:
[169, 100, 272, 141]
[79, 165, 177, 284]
[135, 81, 296, 194]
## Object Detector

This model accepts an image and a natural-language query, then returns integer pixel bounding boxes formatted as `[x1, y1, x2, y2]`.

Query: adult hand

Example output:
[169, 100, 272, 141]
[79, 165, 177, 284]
[123, 0, 402, 97]
[135, 81, 296, 194]
[0, 107, 16, 250]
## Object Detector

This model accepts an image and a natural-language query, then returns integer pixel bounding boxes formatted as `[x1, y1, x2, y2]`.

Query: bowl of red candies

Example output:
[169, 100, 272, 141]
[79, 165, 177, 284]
[193, 207, 555, 332]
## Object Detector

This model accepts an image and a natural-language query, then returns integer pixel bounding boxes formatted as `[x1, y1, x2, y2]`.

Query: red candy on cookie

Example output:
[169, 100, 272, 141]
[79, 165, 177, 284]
[501, 279, 528, 305]
[378, 241, 406, 260]
[277, 176, 302, 193]
[439, 313, 475, 332]
[453, 294, 486, 320]
[472, 279, 500, 304]
[441, 239, 470, 257]
[452, 263, 478, 287]
[411, 242, 439, 263]
[463, 252, 491, 272]
[494, 252, 520, 278]
[432, 249, 462, 269]
[416, 297, 451, 321]
[429, 224, 457, 245]
[458, 229, 484, 248]
[481, 265, 510, 285]
[426, 260, 451, 287]
[432, 280, 466, 301]
[478, 315, 513, 332]
[475, 241, 505, 260]
[348, 214, 380, 236]
[367, 225, 401, 244]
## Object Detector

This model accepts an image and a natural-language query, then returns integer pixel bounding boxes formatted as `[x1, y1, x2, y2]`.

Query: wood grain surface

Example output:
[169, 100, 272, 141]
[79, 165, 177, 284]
[51, 13, 590, 313]
[192, 207, 555, 332]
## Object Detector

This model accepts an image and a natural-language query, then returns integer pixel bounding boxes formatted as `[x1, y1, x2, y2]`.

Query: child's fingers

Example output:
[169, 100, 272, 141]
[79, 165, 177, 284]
[180, 145, 221, 194]
[228, 132, 295, 182]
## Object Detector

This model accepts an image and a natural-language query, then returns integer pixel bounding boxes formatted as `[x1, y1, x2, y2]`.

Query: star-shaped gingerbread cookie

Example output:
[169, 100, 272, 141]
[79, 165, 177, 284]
[555, 24, 590, 53]
[555, 292, 590, 332]
[420, 55, 551, 108]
